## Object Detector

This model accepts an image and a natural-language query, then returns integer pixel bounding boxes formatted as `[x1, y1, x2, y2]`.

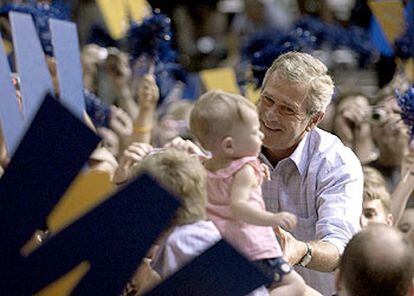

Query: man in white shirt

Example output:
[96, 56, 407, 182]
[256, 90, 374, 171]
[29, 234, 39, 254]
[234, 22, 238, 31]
[258, 52, 363, 295]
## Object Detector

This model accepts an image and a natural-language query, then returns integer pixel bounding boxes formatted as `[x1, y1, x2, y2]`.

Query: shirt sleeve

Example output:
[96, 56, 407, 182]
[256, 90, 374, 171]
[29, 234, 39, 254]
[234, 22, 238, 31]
[151, 222, 221, 278]
[315, 150, 363, 254]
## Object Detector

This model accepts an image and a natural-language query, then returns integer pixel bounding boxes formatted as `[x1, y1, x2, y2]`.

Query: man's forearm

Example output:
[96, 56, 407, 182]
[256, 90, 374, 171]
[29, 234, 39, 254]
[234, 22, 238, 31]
[306, 240, 340, 272]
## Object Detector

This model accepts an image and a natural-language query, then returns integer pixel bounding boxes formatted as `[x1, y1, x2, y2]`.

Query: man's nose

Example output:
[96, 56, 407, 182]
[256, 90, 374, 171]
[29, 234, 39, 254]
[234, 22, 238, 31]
[264, 104, 282, 120]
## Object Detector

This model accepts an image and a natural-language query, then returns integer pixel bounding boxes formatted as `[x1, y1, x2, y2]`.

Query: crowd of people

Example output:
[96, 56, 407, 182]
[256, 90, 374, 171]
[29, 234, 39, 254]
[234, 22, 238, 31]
[0, 1, 414, 296]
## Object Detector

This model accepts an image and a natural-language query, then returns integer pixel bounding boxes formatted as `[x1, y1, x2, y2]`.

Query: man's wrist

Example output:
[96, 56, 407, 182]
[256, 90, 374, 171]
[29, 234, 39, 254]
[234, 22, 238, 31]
[297, 242, 312, 267]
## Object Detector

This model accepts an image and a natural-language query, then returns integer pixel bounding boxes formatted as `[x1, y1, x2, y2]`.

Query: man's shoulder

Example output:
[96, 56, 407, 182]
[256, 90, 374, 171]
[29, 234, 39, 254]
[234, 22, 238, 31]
[308, 128, 361, 168]
[309, 128, 343, 151]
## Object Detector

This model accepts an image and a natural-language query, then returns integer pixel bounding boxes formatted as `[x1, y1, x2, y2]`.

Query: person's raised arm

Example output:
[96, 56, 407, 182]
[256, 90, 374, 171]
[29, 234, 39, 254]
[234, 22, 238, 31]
[129, 74, 159, 145]
[392, 145, 414, 225]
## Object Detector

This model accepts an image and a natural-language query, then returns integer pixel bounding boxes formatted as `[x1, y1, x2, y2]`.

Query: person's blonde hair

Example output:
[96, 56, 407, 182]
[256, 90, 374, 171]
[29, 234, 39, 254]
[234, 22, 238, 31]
[363, 166, 387, 187]
[131, 149, 207, 225]
[262, 51, 334, 115]
[363, 166, 391, 214]
[189, 89, 257, 149]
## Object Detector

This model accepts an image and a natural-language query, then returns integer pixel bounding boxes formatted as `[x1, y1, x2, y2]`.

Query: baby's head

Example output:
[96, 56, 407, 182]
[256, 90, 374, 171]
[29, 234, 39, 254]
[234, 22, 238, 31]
[131, 148, 207, 225]
[189, 90, 263, 158]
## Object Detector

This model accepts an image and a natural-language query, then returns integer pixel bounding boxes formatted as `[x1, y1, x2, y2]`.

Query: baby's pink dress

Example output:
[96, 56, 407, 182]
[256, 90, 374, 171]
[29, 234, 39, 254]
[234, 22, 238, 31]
[206, 156, 282, 260]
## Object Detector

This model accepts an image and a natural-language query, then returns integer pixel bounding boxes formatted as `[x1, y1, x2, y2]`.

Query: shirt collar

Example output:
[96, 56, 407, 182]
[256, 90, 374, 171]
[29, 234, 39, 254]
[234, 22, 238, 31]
[259, 130, 311, 175]
[288, 131, 310, 175]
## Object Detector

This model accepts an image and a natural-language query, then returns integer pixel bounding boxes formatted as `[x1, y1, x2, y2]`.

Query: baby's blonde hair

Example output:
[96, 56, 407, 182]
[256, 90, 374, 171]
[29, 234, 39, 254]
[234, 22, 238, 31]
[131, 149, 207, 225]
[189, 90, 257, 149]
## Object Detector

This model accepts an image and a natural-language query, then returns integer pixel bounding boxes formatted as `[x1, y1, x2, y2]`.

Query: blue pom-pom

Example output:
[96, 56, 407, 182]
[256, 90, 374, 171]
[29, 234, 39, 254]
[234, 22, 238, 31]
[395, 23, 414, 59]
[127, 11, 174, 64]
[242, 16, 376, 89]
[397, 86, 414, 139]
[127, 11, 190, 102]
[395, 0, 414, 59]
[247, 28, 316, 88]
[241, 28, 282, 61]
[295, 17, 375, 66]
[294, 16, 327, 47]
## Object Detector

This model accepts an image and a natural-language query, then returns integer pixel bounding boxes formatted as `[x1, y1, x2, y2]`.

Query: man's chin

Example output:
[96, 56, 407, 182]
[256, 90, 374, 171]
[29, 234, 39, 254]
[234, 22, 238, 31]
[262, 139, 286, 151]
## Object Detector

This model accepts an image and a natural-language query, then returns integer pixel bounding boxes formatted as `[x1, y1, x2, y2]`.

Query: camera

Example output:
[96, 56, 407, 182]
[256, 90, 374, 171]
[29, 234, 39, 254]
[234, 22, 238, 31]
[370, 108, 387, 124]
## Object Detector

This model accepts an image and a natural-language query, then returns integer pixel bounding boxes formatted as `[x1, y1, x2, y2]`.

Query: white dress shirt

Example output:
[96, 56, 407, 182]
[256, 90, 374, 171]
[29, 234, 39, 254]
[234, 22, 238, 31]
[260, 128, 363, 296]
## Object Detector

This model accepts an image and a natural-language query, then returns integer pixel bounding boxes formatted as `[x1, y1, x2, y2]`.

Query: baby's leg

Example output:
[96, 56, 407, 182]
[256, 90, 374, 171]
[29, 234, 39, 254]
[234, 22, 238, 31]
[269, 270, 306, 296]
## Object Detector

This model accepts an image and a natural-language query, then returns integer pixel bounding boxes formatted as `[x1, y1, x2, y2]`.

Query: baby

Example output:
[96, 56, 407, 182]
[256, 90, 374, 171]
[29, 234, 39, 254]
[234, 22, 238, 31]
[189, 90, 305, 295]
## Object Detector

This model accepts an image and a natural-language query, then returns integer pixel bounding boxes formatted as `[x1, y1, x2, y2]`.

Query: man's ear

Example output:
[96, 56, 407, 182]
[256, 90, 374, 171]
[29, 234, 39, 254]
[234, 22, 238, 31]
[306, 111, 324, 131]
[221, 136, 234, 154]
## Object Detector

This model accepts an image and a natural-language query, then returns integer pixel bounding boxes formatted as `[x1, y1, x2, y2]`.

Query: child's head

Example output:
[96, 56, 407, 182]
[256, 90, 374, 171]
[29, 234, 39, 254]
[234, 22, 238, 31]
[360, 166, 393, 227]
[131, 148, 207, 225]
[152, 99, 195, 147]
[189, 89, 263, 158]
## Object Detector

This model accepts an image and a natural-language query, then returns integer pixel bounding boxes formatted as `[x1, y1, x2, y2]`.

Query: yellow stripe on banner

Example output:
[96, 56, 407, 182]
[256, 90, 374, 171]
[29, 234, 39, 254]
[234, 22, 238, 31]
[368, 0, 405, 45]
[200, 67, 240, 94]
[96, 0, 151, 40]
[35, 261, 90, 296]
[246, 83, 261, 104]
[126, 0, 151, 22]
[47, 170, 115, 234]
[96, 0, 127, 40]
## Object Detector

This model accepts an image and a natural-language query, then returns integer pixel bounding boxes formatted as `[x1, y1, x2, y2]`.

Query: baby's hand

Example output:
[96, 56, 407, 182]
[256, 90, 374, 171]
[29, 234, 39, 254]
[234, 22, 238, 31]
[260, 163, 270, 181]
[272, 212, 297, 230]
[164, 137, 207, 158]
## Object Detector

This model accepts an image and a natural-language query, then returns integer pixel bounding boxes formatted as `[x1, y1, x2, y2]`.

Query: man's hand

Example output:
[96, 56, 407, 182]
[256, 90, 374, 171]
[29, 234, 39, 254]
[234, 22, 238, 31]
[276, 227, 341, 271]
[275, 227, 307, 265]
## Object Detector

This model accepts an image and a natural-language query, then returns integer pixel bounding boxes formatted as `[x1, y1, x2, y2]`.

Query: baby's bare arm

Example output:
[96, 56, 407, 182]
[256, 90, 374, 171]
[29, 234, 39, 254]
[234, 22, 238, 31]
[230, 165, 296, 229]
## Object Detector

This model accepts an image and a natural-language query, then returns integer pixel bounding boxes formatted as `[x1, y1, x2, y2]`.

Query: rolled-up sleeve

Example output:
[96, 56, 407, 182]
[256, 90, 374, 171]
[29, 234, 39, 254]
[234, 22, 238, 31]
[315, 149, 363, 254]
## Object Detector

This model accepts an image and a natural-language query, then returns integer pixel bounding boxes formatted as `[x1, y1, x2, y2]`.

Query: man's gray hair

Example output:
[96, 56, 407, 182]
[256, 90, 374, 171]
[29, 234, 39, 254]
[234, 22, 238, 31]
[262, 52, 334, 115]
